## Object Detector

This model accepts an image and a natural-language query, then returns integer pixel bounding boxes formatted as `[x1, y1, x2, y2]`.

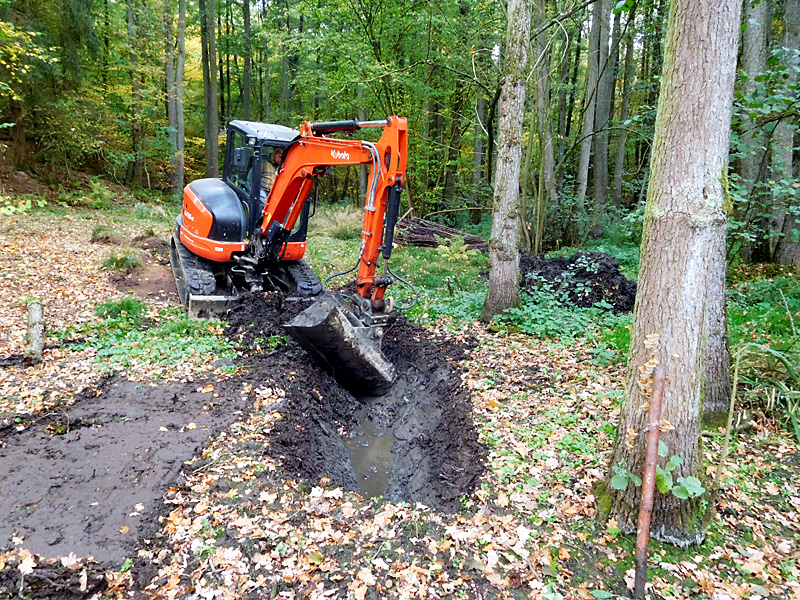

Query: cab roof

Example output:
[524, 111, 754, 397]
[228, 121, 300, 143]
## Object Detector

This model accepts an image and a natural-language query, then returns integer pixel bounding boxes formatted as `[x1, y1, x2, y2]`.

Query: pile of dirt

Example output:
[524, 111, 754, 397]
[223, 292, 485, 512]
[519, 251, 637, 313]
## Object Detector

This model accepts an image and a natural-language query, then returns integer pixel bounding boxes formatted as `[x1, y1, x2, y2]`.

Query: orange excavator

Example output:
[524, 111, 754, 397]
[170, 116, 411, 394]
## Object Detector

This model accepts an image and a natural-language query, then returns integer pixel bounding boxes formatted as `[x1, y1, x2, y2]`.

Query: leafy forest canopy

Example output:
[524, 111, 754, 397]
[0, 0, 798, 263]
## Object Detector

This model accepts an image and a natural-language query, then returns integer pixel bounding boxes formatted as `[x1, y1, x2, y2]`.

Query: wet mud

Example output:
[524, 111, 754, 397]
[0, 291, 484, 597]
[224, 292, 485, 512]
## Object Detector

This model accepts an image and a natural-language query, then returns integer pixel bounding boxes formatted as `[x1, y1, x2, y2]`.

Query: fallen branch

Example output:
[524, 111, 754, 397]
[395, 218, 488, 252]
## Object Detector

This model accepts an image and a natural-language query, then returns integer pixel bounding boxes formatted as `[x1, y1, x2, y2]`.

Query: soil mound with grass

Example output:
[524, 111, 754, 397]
[224, 292, 485, 512]
[519, 251, 637, 313]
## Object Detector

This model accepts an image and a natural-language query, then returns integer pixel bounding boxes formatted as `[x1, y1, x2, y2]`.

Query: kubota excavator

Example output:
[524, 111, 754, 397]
[170, 116, 410, 394]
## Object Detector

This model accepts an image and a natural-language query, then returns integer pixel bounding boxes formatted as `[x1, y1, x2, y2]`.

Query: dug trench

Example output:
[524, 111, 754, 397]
[0, 292, 484, 597]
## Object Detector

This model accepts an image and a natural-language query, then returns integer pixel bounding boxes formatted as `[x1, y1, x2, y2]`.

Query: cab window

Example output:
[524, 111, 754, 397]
[227, 131, 256, 196]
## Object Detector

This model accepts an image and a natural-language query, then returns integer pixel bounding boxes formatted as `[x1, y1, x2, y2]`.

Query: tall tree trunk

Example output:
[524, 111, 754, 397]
[593, 2, 618, 210]
[471, 96, 487, 224]
[243, 0, 252, 120]
[175, 0, 186, 195]
[279, 2, 289, 125]
[702, 224, 732, 423]
[613, 20, 636, 207]
[738, 0, 771, 261]
[164, 0, 179, 193]
[775, 0, 800, 266]
[532, 0, 556, 254]
[264, 19, 270, 121]
[125, 0, 144, 186]
[556, 21, 576, 195]
[200, 0, 219, 177]
[598, 0, 741, 546]
[481, 0, 531, 322]
[575, 0, 603, 207]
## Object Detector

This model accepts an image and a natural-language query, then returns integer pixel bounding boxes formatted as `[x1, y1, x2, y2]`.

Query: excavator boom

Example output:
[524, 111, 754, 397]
[263, 117, 408, 395]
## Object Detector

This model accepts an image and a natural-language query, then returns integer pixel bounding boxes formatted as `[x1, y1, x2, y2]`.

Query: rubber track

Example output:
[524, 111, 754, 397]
[172, 235, 217, 298]
[287, 260, 323, 297]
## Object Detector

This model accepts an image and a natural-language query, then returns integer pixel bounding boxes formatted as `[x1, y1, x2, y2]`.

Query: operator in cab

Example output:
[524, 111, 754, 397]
[261, 147, 284, 192]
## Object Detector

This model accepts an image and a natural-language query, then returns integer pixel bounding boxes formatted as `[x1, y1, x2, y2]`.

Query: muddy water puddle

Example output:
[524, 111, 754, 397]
[343, 406, 396, 498]
[343, 373, 444, 500]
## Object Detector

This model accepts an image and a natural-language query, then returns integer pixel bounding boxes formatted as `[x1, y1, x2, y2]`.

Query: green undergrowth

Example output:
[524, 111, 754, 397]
[76, 296, 236, 375]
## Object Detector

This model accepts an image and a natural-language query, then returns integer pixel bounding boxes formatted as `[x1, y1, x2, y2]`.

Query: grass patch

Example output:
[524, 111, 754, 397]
[308, 203, 363, 240]
[81, 301, 236, 375]
[102, 251, 143, 273]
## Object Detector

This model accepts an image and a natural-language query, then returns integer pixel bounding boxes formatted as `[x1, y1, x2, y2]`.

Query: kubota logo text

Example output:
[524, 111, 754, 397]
[331, 149, 350, 160]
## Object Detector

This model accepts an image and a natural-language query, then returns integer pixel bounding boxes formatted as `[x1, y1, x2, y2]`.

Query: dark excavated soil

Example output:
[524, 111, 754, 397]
[0, 291, 484, 598]
[519, 251, 637, 313]
[223, 292, 485, 512]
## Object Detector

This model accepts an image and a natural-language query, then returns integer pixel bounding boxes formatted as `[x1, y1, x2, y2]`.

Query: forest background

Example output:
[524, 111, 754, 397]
[0, 0, 798, 265]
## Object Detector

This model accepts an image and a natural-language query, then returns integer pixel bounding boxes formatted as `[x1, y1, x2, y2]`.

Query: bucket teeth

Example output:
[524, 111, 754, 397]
[284, 292, 395, 396]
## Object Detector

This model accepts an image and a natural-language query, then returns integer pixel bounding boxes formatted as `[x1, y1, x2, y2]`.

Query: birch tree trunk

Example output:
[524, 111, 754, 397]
[481, 0, 530, 322]
[598, 0, 741, 546]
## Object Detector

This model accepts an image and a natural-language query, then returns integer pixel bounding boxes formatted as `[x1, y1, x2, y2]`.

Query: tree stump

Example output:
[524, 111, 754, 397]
[24, 301, 45, 363]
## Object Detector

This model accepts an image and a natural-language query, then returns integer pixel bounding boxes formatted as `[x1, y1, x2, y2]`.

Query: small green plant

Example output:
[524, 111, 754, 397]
[0, 193, 47, 215]
[88, 177, 115, 209]
[610, 458, 642, 491]
[119, 557, 133, 573]
[309, 204, 363, 240]
[435, 235, 480, 262]
[102, 251, 143, 273]
[96, 296, 146, 322]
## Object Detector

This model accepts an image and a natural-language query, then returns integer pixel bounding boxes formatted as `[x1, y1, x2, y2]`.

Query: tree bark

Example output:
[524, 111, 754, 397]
[775, 0, 800, 266]
[481, 0, 530, 322]
[598, 0, 741, 546]
[575, 0, 603, 207]
[125, 0, 144, 186]
[200, 0, 219, 177]
[24, 301, 45, 363]
[175, 0, 186, 196]
[243, 0, 252, 120]
[702, 224, 731, 423]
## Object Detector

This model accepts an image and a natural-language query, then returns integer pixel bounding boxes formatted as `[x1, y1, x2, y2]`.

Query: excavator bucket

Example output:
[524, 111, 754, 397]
[284, 292, 395, 396]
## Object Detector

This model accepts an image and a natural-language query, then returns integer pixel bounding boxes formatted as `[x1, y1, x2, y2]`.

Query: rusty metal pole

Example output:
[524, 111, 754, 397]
[634, 366, 666, 599]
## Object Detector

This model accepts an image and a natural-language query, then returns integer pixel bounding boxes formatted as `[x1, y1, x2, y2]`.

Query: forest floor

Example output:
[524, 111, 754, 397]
[0, 202, 798, 600]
